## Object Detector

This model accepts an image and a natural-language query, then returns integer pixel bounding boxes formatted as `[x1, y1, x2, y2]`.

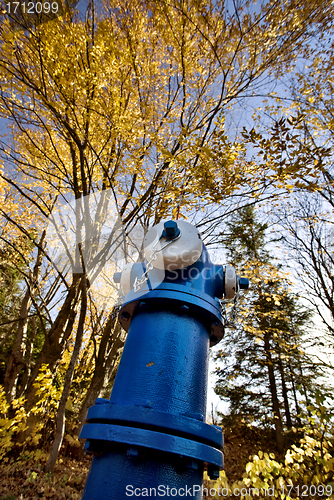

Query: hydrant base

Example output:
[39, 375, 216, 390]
[81, 442, 205, 500]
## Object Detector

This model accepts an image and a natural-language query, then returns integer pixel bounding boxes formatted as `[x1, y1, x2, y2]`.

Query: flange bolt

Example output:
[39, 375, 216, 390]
[208, 465, 220, 480]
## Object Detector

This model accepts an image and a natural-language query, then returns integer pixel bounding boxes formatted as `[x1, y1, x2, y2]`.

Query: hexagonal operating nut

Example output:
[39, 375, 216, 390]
[162, 220, 180, 239]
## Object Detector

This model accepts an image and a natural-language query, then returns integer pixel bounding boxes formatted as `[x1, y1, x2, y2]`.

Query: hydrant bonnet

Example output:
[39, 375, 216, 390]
[144, 219, 203, 271]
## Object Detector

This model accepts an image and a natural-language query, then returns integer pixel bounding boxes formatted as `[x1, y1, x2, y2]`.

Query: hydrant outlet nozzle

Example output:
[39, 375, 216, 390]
[113, 272, 122, 283]
[239, 277, 249, 290]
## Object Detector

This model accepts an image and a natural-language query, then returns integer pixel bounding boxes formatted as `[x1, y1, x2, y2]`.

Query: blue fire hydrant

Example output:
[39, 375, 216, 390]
[80, 220, 249, 499]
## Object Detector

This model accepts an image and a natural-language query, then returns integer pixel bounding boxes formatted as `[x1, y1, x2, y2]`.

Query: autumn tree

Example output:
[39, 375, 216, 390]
[0, 0, 333, 470]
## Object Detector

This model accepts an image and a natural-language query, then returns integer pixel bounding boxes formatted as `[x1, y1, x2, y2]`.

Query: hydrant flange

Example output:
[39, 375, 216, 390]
[83, 403, 223, 449]
[118, 282, 224, 347]
[81, 423, 223, 467]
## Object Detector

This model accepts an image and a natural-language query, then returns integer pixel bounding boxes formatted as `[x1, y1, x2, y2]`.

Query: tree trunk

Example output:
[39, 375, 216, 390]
[264, 333, 285, 454]
[288, 361, 301, 426]
[17, 315, 38, 398]
[17, 275, 83, 443]
[45, 274, 87, 473]
[278, 354, 293, 429]
[4, 231, 46, 403]
[24, 273, 82, 412]
[101, 323, 124, 393]
[299, 365, 312, 418]
[75, 314, 124, 436]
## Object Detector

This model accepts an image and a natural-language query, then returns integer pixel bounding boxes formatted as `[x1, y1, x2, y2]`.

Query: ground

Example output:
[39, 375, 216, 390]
[0, 426, 278, 499]
[0, 456, 91, 500]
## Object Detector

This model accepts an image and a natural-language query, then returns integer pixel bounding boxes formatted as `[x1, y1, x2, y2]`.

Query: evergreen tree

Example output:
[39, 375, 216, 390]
[214, 206, 329, 454]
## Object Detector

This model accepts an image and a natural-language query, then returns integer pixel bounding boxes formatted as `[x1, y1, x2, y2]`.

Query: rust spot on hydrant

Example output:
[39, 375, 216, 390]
[146, 362, 155, 367]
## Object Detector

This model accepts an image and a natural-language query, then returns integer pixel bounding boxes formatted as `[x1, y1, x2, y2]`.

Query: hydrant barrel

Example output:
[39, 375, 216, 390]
[110, 305, 209, 416]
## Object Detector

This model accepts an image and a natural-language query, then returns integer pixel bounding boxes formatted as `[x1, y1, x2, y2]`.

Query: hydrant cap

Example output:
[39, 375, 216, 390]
[144, 220, 203, 271]
[224, 265, 237, 300]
